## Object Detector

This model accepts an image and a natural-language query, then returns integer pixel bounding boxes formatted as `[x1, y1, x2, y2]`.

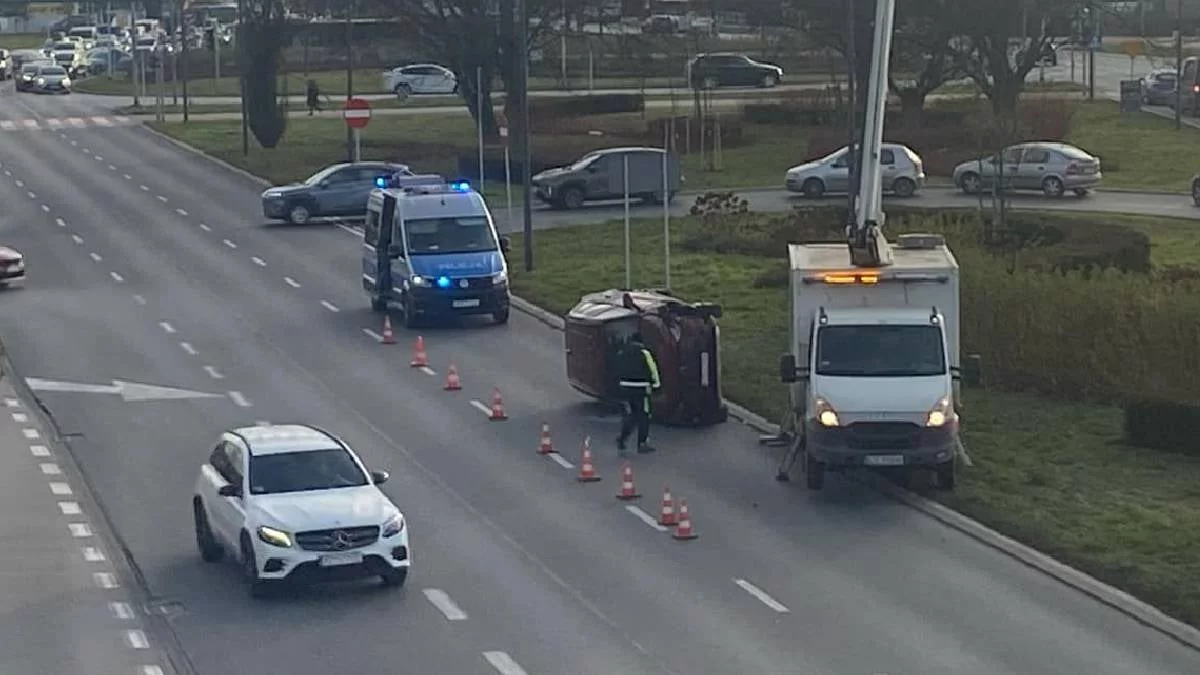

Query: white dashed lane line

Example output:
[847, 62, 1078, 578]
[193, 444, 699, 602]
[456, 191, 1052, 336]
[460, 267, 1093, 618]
[222, 239, 237, 249]
[199, 223, 211, 232]
[469, 400, 492, 416]
[362, 328, 384, 341]
[547, 453, 574, 470]
[176, 208, 188, 216]
[320, 300, 339, 312]
[22, 427, 39, 439]
[625, 505, 668, 532]
[58, 501, 81, 515]
[30, 444, 50, 457]
[11, 412, 27, 423]
[133, 294, 147, 305]
[55, 217, 65, 227]
[110, 272, 124, 283]
[82, 546, 106, 562]
[203, 366, 224, 380]
[179, 342, 198, 356]
[14, 179, 23, 186]
[93, 572, 119, 588]
[251, 256, 266, 267]
[89, 252, 102, 262]
[108, 164, 117, 171]
[70, 234, 83, 245]
[284, 276, 300, 288]
[227, 391, 252, 407]
[159, 322, 176, 334]
[419, 366, 436, 376]
[733, 578, 791, 613]
[109, 601, 135, 620]
[139, 184, 149, 191]
[49, 481, 72, 495]
[26, 190, 35, 198]
[68, 523, 92, 537]
[482, 652, 529, 675]
[124, 629, 149, 649]
[422, 588, 468, 621]
[81, 148, 90, 154]
[41, 204, 49, 212]
[123, 173, 132, 180]
[156, 195, 168, 203]
[40, 462, 61, 475]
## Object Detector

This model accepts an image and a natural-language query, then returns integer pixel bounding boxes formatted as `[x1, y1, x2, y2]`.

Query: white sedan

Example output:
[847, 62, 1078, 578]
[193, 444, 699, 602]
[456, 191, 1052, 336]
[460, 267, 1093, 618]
[0, 245, 25, 286]
[192, 424, 410, 597]
[382, 63, 458, 99]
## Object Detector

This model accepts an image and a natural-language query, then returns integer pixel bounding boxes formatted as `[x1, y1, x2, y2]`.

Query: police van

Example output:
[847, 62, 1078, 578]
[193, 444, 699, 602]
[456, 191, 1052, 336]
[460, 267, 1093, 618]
[362, 177, 511, 327]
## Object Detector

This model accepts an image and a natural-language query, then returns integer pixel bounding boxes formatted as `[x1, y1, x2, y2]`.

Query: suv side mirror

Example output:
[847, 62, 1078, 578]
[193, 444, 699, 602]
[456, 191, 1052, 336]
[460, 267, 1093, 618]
[499, 236, 511, 253]
[370, 470, 390, 485]
[218, 484, 241, 498]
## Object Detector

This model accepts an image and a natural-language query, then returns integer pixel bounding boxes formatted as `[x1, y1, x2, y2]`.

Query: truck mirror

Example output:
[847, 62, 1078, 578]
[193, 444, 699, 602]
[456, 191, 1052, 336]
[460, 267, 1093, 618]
[779, 353, 797, 383]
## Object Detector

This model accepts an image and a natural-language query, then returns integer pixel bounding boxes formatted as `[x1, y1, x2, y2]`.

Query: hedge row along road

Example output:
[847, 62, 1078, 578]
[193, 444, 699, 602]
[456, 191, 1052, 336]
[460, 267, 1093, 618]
[1, 81, 1199, 675]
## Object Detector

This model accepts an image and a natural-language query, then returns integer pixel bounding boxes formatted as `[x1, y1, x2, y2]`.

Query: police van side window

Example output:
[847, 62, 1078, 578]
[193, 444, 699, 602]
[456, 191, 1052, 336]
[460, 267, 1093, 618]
[364, 209, 381, 245]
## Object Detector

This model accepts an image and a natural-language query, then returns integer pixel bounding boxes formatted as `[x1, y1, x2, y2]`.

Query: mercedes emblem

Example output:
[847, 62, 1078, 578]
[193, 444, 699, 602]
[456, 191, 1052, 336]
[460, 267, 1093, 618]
[330, 530, 352, 550]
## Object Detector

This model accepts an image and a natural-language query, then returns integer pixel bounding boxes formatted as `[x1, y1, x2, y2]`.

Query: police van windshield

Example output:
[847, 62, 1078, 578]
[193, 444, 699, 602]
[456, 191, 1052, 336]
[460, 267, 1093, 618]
[815, 325, 945, 377]
[405, 216, 498, 255]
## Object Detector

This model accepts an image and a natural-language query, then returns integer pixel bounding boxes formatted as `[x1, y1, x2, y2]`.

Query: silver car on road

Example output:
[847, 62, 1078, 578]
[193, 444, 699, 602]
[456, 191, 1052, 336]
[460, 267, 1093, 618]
[785, 143, 925, 198]
[953, 142, 1101, 197]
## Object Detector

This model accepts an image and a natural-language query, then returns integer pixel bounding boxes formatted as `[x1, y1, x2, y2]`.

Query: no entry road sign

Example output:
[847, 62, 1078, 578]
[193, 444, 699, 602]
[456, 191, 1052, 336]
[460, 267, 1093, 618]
[343, 98, 372, 129]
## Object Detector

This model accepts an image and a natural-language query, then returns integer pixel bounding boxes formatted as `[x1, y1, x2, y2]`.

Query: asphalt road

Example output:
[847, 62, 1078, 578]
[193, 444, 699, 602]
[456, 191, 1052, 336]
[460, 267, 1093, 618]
[0, 92, 1199, 675]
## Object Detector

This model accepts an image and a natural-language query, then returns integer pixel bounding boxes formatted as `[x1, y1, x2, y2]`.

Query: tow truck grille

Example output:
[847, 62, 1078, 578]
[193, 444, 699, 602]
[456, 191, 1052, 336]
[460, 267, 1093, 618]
[847, 422, 920, 450]
[295, 525, 380, 551]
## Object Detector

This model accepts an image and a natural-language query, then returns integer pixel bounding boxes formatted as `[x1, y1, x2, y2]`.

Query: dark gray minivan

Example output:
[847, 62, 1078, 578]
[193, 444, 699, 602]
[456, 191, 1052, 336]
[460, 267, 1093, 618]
[531, 147, 682, 210]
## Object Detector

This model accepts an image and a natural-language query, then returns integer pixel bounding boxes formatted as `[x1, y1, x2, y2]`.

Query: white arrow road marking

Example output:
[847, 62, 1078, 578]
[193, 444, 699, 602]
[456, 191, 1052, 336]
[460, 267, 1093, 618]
[25, 377, 225, 402]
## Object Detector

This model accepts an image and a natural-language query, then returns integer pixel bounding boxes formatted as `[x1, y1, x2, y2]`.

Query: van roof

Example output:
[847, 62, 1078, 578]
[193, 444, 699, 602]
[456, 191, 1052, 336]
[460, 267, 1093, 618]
[821, 306, 940, 326]
[788, 242, 958, 274]
[386, 188, 489, 221]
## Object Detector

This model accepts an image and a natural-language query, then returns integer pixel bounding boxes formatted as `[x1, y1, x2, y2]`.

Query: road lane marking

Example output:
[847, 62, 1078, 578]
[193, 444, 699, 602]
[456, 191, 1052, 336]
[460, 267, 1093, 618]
[548, 453, 574, 469]
[71, 234, 83, 244]
[14, 179, 22, 186]
[89, 252, 102, 262]
[82, 546, 106, 562]
[23, 428, 39, 439]
[41, 204, 49, 212]
[109, 601, 135, 620]
[179, 342, 197, 355]
[334, 221, 360, 236]
[203, 366, 224, 380]
[40, 462, 61, 475]
[625, 505, 668, 532]
[284, 276, 300, 288]
[733, 578, 791, 613]
[11, 412, 27, 422]
[139, 184, 148, 191]
[156, 195, 168, 202]
[133, 294, 147, 305]
[30, 445, 50, 457]
[58, 501, 81, 515]
[176, 208, 188, 216]
[110, 272, 125, 283]
[228, 391, 251, 407]
[123, 173, 132, 180]
[362, 328, 384, 341]
[159, 322, 175, 334]
[320, 300, 339, 312]
[222, 239, 237, 249]
[93, 572, 118, 588]
[68, 523, 92, 537]
[140, 666, 164, 675]
[124, 629, 149, 649]
[81, 148, 90, 154]
[55, 217, 65, 227]
[419, 366, 436, 376]
[108, 164, 116, 170]
[469, 400, 492, 416]
[4, 398, 18, 407]
[27, 190, 35, 198]
[422, 588, 468, 621]
[199, 223, 211, 231]
[251, 256, 266, 267]
[94, 154, 104, 161]
[49, 482, 72, 495]
[482, 652, 528, 675]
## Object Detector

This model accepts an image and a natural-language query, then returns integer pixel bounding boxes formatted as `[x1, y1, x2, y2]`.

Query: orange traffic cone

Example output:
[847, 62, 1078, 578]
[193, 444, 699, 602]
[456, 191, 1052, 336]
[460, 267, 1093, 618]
[488, 388, 507, 420]
[537, 423, 554, 455]
[381, 316, 396, 345]
[615, 463, 640, 500]
[444, 364, 462, 391]
[576, 437, 601, 482]
[410, 336, 428, 367]
[657, 486, 677, 526]
[672, 499, 698, 540]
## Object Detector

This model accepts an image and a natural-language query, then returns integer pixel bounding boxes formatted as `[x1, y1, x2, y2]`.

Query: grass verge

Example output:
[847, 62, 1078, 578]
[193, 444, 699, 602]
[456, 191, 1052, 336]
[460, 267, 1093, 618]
[1067, 103, 1200, 192]
[503, 211, 1200, 629]
[0, 33, 46, 50]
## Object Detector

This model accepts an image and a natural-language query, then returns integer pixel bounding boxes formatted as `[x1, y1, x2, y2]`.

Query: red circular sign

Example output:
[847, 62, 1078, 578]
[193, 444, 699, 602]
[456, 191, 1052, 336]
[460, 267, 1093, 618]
[342, 97, 372, 129]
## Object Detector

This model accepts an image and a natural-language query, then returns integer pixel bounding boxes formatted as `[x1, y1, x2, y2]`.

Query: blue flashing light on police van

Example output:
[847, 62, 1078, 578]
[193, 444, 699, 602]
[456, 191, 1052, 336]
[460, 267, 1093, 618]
[375, 176, 388, 188]
[448, 180, 470, 192]
[436, 276, 452, 289]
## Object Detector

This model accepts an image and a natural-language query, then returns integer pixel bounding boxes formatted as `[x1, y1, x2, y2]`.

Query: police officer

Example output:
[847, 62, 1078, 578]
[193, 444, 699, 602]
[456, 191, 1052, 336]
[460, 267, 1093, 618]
[616, 333, 661, 456]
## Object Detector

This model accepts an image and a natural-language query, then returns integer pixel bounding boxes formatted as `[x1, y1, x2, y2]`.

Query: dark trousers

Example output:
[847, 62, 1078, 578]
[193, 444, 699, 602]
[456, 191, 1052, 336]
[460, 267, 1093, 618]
[618, 388, 651, 446]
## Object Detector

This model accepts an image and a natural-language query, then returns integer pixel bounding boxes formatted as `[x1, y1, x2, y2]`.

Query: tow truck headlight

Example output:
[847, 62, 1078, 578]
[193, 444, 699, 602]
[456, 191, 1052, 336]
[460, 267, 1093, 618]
[813, 397, 840, 427]
[382, 513, 405, 538]
[256, 525, 292, 548]
[410, 275, 431, 287]
[925, 397, 952, 427]
[491, 270, 507, 285]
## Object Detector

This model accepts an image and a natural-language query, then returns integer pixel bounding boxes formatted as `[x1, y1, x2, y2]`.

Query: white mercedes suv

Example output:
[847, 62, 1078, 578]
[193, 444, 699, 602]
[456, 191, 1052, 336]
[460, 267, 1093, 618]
[192, 424, 410, 597]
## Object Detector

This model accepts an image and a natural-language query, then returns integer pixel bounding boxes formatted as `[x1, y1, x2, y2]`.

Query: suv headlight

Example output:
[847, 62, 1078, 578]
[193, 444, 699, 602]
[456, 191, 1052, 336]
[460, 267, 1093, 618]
[491, 270, 507, 285]
[925, 397, 953, 427]
[256, 525, 292, 548]
[410, 275, 431, 287]
[813, 397, 840, 427]
[36, 77, 44, 85]
[62, 77, 70, 85]
[382, 513, 405, 538]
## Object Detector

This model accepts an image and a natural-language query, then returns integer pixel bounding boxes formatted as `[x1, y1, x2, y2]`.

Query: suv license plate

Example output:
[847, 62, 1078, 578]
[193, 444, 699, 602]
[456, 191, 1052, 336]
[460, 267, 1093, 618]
[864, 454, 904, 467]
[319, 552, 363, 567]
[452, 298, 480, 308]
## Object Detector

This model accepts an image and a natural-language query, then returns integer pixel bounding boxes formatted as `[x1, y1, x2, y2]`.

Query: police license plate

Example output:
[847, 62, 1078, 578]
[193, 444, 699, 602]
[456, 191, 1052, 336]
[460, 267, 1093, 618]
[864, 454, 905, 467]
[452, 299, 480, 308]
[319, 552, 363, 567]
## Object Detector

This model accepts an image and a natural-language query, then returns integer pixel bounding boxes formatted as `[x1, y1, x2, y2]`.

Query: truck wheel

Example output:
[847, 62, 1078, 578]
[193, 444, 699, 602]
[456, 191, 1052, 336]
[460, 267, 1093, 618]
[804, 453, 824, 490]
[935, 459, 956, 490]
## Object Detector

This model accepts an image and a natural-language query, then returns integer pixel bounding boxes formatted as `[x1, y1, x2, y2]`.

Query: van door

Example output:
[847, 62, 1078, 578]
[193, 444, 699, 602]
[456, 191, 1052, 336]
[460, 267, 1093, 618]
[387, 210, 412, 304]
[363, 194, 396, 308]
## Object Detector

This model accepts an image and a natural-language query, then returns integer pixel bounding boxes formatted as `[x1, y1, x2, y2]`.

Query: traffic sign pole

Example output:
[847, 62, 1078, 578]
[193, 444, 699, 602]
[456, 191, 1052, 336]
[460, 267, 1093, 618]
[342, 97, 372, 163]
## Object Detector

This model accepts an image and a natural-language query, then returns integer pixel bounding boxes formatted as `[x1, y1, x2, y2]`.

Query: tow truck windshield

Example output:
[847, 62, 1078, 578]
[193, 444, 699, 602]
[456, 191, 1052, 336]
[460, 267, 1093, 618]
[815, 325, 945, 377]
[404, 216, 498, 254]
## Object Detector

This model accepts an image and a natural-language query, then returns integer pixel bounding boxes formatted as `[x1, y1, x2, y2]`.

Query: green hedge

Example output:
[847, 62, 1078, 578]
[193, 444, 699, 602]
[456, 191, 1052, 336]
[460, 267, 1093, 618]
[1124, 400, 1200, 455]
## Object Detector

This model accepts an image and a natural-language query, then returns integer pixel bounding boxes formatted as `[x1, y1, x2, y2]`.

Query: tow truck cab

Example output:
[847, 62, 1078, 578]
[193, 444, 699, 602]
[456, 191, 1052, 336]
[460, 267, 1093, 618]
[779, 233, 961, 490]
[362, 179, 511, 327]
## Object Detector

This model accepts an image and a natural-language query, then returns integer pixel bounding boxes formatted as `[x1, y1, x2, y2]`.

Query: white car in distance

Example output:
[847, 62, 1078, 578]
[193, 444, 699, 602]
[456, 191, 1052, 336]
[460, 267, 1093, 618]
[382, 63, 458, 99]
[192, 424, 410, 597]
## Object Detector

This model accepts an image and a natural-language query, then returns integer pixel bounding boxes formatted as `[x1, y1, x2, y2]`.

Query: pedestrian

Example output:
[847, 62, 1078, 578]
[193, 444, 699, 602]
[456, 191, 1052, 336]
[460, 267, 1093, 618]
[306, 79, 321, 115]
[615, 332, 661, 456]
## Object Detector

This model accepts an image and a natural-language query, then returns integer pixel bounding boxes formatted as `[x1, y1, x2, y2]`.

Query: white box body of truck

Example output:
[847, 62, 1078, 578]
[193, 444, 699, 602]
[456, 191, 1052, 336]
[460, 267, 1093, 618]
[783, 235, 961, 487]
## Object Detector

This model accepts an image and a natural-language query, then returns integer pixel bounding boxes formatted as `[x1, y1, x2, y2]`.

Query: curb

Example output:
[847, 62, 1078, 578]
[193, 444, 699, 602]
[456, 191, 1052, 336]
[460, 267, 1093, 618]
[144, 128, 1200, 652]
[508, 294, 1200, 652]
[138, 123, 273, 189]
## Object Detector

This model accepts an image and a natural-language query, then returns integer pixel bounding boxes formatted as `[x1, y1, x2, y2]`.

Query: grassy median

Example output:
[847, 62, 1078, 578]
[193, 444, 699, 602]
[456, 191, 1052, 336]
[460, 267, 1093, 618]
[503, 210, 1200, 629]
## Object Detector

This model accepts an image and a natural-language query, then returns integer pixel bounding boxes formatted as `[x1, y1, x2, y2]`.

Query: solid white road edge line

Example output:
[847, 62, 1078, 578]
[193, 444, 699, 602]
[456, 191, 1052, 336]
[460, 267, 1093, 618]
[422, 588, 468, 621]
[469, 400, 492, 416]
[482, 651, 528, 675]
[733, 578, 791, 613]
[625, 505, 668, 532]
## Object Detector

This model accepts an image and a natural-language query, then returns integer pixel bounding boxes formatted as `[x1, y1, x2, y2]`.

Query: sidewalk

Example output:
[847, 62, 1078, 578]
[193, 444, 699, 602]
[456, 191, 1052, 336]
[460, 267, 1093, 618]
[0, 374, 168, 675]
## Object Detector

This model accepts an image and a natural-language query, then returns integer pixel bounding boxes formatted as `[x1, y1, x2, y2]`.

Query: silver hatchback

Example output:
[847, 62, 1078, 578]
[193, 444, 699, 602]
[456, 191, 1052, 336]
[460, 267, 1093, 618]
[785, 143, 925, 198]
[953, 142, 1101, 197]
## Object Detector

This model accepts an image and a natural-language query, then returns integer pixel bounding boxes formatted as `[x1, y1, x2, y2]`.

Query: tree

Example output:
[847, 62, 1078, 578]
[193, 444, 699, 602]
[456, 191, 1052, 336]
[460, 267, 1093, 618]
[240, 0, 289, 148]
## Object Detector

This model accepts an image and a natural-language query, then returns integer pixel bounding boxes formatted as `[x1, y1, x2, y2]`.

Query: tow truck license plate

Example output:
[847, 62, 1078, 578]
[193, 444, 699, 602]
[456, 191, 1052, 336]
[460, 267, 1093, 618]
[452, 298, 480, 308]
[319, 552, 363, 567]
[864, 454, 904, 467]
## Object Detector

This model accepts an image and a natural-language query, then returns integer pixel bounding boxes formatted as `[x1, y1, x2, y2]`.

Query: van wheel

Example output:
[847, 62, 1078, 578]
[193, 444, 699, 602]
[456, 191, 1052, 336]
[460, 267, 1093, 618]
[804, 453, 824, 490]
[891, 177, 916, 198]
[935, 458, 956, 490]
[493, 307, 509, 324]
[193, 500, 223, 563]
[560, 186, 585, 210]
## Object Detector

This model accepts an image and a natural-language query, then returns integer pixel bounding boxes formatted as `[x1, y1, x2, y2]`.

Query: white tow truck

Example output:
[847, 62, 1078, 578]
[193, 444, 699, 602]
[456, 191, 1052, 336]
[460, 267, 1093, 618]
[770, 0, 963, 490]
